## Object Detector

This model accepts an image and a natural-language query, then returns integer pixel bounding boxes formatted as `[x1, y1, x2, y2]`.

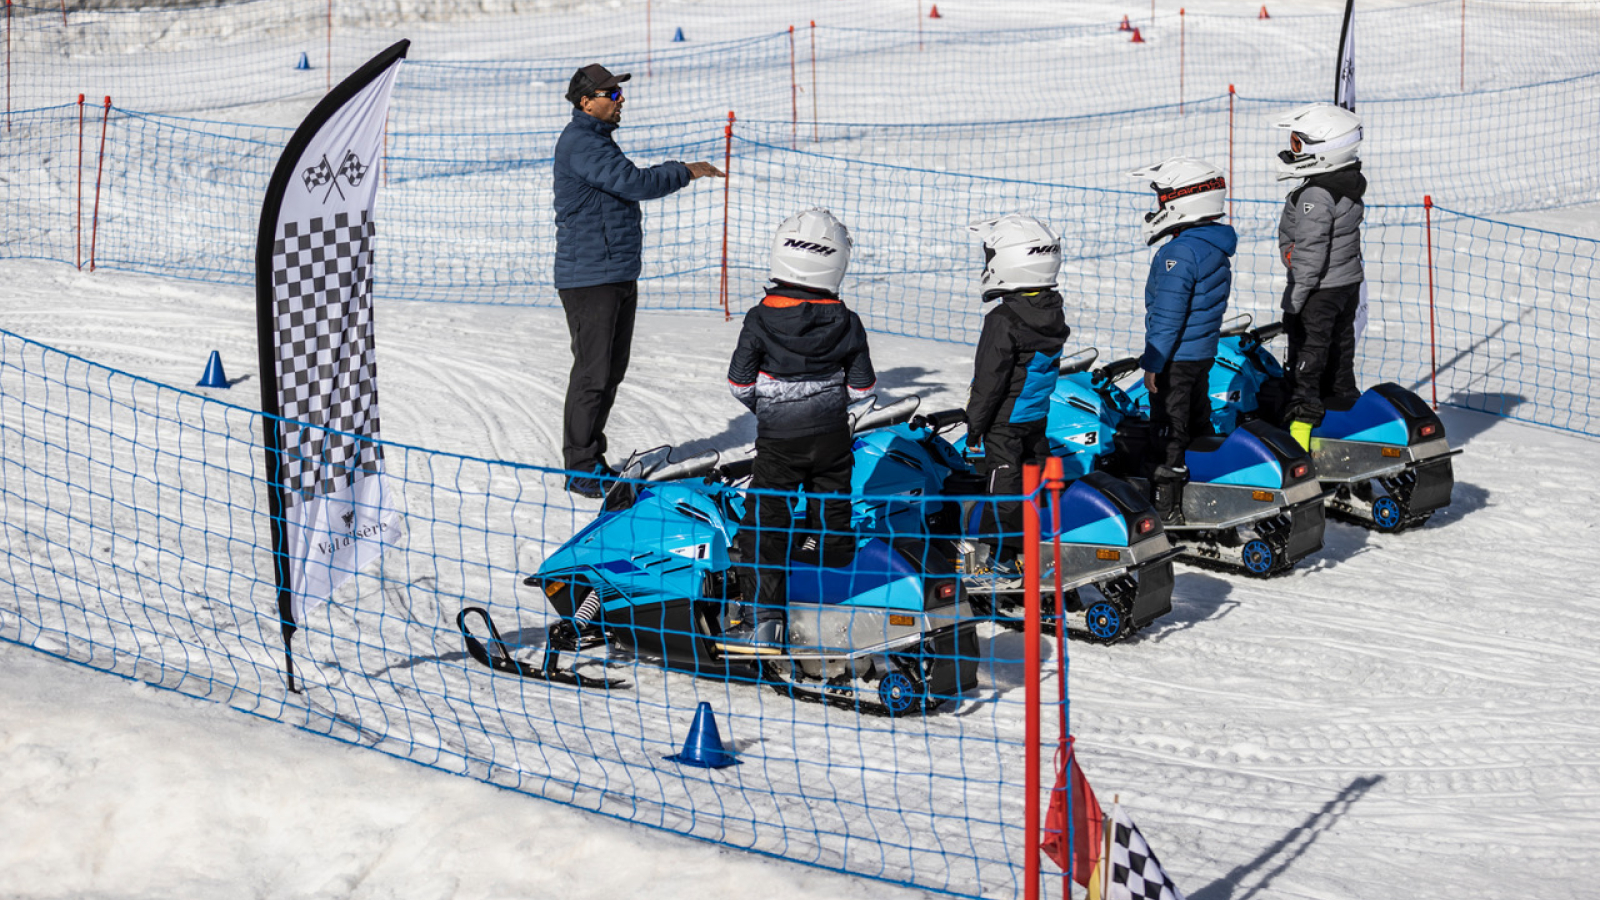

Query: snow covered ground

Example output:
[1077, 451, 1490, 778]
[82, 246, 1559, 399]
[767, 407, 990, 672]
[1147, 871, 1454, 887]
[4, 1, 1600, 899]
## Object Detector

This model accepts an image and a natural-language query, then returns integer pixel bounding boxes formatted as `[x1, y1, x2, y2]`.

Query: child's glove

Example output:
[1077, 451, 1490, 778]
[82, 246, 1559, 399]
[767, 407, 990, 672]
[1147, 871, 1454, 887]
[965, 436, 986, 460]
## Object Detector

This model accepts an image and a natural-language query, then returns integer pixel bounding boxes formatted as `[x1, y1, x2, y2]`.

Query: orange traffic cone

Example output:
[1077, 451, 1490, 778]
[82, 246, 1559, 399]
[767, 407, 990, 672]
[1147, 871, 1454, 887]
[1259, 5, 1270, 18]
[1118, 14, 1131, 31]
[1130, 27, 1145, 43]
[929, 3, 941, 17]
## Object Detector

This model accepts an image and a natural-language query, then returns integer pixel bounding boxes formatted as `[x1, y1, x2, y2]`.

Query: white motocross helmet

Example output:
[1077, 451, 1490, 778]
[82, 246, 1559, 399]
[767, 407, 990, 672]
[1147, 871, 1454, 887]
[769, 208, 852, 294]
[968, 214, 1062, 300]
[1274, 102, 1362, 181]
[1127, 157, 1227, 246]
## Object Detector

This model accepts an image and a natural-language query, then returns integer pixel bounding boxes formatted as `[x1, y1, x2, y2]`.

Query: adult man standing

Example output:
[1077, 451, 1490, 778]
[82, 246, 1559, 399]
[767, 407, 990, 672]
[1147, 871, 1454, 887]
[554, 63, 724, 498]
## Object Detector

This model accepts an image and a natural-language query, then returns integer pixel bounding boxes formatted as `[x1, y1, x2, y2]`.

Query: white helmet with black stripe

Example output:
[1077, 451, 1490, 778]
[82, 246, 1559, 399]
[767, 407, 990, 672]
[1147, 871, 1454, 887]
[769, 208, 852, 293]
[968, 214, 1062, 300]
[1127, 157, 1227, 246]
[1274, 102, 1363, 181]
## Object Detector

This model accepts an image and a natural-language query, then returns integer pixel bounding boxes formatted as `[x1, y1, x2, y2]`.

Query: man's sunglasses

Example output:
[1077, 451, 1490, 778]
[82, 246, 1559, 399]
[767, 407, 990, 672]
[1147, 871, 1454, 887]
[593, 88, 623, 101]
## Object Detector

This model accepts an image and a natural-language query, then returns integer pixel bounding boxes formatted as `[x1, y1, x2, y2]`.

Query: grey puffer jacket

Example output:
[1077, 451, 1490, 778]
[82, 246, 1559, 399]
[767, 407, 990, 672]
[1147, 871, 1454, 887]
[1276, 163, 1366, 314]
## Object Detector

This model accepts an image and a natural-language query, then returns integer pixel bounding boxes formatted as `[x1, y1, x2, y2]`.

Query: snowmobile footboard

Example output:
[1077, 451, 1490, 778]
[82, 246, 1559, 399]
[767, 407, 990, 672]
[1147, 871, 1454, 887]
[1406, 456, 1455, 517]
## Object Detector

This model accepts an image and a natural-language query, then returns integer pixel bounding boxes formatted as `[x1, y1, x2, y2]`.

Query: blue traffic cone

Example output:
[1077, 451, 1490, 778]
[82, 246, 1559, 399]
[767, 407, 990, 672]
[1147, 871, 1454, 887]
[672, 26, 686, 42]
[295, 51, 310, 70]
[664, 701, 738, 768]
[196, 350, 230, 389]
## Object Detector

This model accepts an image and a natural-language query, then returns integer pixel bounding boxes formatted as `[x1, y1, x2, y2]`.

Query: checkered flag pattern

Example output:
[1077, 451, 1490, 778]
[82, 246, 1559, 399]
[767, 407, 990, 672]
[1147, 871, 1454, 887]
[337, 150, 369, 187]
[301, 156, 335, 192]
[1108, 806, 1187, 900]
[270, 211, 386, 508]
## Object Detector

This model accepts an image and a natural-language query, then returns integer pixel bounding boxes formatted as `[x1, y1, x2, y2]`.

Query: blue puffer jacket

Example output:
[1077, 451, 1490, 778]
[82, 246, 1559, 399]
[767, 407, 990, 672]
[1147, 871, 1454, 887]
[1139, 222, 1237, 373]
[552, 109, 692, 290]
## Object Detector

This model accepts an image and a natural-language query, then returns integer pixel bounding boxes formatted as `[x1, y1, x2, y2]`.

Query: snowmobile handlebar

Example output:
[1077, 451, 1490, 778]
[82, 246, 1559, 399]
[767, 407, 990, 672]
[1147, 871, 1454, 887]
[1250, 321, 1286, 344]
[911, 408, 967, 432]
[645, 450, 722, 483]
[851, 396, 921, 434]
[1092, 356, 1142, 385]
[717, 457, 756, 482]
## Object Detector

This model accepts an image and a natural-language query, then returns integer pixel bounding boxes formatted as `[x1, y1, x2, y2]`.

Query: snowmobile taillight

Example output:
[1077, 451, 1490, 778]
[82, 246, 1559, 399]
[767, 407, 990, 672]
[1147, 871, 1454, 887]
[935, 582, 958, 601]
[1097, 548, 1122, 561]
[1291, 463, 1310, 479]
[1253, 490, 1275, 502]
[1420, 423, 1438, 437]
[1134, 516, 1156, 535]
[1382, 447, 1403, 458]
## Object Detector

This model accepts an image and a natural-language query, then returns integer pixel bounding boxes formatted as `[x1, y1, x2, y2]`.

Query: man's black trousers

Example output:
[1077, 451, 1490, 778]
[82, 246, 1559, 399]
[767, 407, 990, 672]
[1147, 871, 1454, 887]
[736, 429, 856, 625]
[1284, 282, 1361, 424]
[559, 281, 638, 472]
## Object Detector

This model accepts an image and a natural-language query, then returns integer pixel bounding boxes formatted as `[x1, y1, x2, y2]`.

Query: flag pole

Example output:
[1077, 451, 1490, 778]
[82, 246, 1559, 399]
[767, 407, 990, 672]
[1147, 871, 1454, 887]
[1101, 798, 1116, 898]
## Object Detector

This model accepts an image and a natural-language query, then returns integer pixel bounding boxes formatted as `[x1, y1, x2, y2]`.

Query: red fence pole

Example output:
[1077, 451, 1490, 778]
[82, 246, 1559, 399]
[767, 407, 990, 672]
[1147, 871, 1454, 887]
[1424, 195, 1439, 409]
[60, 0, 65, 26]
[89, 96, 110, 272]
[809, 20, 818, 142]
[788, 25, 797, 148]
[77, 93, 84, 269]
[1044, 455, 1068, 900]
[720, 111, 734, 321]
[1023, 462, 1043, 900]
[1227, 84, 1235, 219]
[6, 0, 12, 132]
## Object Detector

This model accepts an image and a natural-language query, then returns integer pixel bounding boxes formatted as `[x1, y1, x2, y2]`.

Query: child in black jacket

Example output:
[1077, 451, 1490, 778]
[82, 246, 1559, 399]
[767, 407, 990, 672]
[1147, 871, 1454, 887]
[965, 214, 1070, 579]
[720, 209, 876, 654]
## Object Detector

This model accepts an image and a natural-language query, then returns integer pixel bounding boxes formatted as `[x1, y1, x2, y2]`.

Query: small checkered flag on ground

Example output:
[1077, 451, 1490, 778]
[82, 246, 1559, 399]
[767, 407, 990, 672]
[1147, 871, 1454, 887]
[1106, 804, 1187, 900]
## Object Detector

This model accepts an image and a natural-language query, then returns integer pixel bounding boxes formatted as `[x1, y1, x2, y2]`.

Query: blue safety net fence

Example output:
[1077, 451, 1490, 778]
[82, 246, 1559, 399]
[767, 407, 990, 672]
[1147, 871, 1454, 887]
[2, 2, 1599, 897]
[0, 327, 1082, 898]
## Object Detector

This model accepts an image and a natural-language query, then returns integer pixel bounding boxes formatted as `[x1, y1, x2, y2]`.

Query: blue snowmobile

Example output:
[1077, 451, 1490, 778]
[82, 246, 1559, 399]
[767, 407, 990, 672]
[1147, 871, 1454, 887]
[459, 443, 980, 717]
[847, 397, 1182, 644]
[1134, 318, 1461, 532]
[1051, 349, 1331, 576]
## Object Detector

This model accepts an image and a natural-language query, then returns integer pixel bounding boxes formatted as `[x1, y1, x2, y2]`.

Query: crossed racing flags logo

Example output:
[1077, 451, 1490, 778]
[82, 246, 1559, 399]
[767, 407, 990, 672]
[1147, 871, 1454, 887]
[302, 150, 369, 202]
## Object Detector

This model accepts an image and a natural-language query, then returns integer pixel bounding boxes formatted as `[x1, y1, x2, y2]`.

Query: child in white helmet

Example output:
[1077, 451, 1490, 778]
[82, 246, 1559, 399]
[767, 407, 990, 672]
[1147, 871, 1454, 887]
[1274, 102, 1368, 449]
[1129, 157, 1237, 525]
[720, 208, 877, 655]
[964, 214, 1070, 579]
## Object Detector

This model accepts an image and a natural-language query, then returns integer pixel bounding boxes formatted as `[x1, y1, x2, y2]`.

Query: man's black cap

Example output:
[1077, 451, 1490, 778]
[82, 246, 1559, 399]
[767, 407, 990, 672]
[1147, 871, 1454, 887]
[566, 64, 632, 106]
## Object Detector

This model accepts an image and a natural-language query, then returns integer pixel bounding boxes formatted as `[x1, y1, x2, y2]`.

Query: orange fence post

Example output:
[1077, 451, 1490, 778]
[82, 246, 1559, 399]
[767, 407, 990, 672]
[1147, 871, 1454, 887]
[809, 21, 818, 142]
[1044, 455, 1069, 900]
[77, 93, 84, 269]
[1227, 84, 1235, 219]
[89, 96, 110, 272]
[1424, 195, 1439, 409]
[1023, 462, 1043, 900]
[719, 111, 734, 320]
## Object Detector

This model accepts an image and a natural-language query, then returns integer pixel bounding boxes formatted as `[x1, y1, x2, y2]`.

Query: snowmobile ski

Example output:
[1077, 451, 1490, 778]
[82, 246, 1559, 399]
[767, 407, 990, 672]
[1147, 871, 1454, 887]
[456, 606, 629, 690]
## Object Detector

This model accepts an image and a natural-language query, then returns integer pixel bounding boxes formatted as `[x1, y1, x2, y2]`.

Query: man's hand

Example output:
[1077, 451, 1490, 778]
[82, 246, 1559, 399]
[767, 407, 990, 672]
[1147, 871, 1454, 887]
[686, 161, 726, 179]
[1144, 370, 1158, 394]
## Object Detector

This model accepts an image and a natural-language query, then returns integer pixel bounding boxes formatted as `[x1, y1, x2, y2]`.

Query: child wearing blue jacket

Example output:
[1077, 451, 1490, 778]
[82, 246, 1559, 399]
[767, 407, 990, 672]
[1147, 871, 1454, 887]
[1128, 158, 1237, 525]
[965, 215, 1070, 575]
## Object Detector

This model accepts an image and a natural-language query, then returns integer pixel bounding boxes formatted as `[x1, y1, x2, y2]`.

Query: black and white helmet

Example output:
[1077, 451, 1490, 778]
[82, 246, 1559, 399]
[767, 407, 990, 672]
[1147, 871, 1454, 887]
[969, 214, 1062, 300]
[1127, 157, 1227, 245]
[769, 208, 852, 293]
[1274, 102, 1362, 181]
